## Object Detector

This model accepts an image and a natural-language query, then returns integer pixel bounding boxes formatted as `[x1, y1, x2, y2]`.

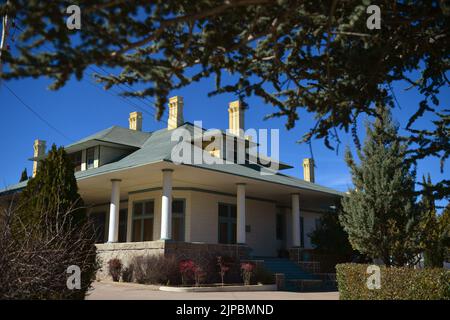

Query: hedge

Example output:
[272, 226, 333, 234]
[336, 263, 450, 300]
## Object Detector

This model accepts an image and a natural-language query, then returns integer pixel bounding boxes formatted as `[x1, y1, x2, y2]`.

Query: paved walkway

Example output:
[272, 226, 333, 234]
[86, 281, 339, 300]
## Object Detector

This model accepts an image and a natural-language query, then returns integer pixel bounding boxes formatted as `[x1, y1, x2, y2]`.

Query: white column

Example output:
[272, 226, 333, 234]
[237, 183, 246, 244]
[108, 179, 121, 243]
[291, 193, 301, 247]
[160, 169, 173, 240]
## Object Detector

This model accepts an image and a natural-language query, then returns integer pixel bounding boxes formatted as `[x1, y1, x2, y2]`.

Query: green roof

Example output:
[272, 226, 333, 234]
[65, 126, 151, 153]
[0, 123, 344, 197]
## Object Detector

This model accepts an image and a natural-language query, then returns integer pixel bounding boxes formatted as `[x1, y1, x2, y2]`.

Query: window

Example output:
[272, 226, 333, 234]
[86, 147, 95, 169]
[276, 213, 284, 240]
[300, 216, 305, 248]
[218, 203, 237, 244]
[118, 209, 128, 243]
[90, 211, 106, 243]
[172, 199, 185, 241]
[132, 201, 154, 242]
[69, 151, 82, 172]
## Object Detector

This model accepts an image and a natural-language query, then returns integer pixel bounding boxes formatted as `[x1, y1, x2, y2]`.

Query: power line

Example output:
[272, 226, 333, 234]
[85, 66, 170, 126]
[87, 66, 162, 117]
[84, 77, 156, 118]
[14, 23, 162, 118]
[11, 22, 170, 128]
[3, 83, 73, 142]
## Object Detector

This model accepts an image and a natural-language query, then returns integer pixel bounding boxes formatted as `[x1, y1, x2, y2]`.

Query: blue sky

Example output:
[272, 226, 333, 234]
[0, 70, 448, 209]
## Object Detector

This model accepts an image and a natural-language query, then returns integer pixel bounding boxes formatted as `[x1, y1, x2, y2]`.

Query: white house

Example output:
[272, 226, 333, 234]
[0, 96, 343, 274]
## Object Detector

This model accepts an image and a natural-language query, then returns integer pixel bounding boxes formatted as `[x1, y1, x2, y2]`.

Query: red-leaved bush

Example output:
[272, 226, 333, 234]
[240, 262, 255, 285]
[179, 259, 196, 285]
[217, 256, 231, 285]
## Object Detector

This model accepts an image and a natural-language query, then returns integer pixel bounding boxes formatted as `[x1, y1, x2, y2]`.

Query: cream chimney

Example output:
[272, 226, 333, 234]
[228, 100, 244, 137]
[129, 111, 143, 131]
[168, 96, 184, 130]
[32, 139, 46, 177]
[303, 158, 315, 183]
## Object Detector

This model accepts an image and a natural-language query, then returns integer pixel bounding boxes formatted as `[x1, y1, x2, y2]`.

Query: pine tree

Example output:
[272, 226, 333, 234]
[340, 107, 422, 267]
[15, 144, 86, 232]
[19, 168, 28, 182]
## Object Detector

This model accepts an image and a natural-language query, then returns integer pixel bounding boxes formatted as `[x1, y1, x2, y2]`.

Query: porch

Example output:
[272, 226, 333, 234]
[79, 160, 339, 275]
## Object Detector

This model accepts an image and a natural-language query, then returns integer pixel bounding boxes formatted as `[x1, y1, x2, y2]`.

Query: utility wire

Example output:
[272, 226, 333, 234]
[11, 22, 169, 128]
[85, 77, 156, 119]
[87, 66, 164, 120]
[3, 83, 73, 142]
[14, 23, 162, 118]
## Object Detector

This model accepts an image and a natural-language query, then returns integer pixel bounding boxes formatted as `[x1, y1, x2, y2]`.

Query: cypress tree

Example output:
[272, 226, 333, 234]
[16, 144, 86, 232]
[340, 107, 422, 267]
[7, 145, 98, 299]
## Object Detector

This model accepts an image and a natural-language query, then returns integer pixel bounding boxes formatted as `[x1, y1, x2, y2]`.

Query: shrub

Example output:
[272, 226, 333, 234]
[0, 145, 99, 299]
[179, 259, 196, 285]
[132, 255, 180, 285]
[217, 256, 231, 285]
[121, 265, 133, 283]
[253, 264, 275, 285]
[0, 205, 99, 299]
[193, 265, 207, 287]
[108, 258, 123, 282]
[336, 263, 450, 300]
[240, 262, 255, 285]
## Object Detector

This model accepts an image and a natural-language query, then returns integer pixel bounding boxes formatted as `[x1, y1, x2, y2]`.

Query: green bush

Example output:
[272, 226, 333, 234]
[252, 264, 275, 285]
[336, 263, 450, 300]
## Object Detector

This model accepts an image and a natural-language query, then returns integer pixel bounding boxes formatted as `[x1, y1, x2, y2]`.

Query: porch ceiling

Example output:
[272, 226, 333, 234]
[77, 161, 339, 209]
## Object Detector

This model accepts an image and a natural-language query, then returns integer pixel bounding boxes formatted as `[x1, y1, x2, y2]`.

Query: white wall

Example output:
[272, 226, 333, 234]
[127, 189, 192, 242]
[302, 211, 323, 249]
[285, 207, 324, 249]
[91, 187, 322, 256]
[189, 191, 278, 256]
[246, 199, 277, 256]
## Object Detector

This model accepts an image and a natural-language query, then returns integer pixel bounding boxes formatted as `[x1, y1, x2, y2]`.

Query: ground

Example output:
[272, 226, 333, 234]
[86, 281, 340, 300]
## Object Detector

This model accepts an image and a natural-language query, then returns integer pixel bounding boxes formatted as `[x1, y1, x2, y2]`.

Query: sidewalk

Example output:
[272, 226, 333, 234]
[86, 281, 340, 300]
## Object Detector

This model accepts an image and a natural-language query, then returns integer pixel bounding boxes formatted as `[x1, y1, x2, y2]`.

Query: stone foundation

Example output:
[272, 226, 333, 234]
[96, 241, 165, 279]
[164, 241, 251, 261]
[96, 240, 251, 280]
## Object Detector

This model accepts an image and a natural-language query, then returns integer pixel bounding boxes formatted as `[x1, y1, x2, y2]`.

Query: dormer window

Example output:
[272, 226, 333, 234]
[86, 147, 95, 169]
